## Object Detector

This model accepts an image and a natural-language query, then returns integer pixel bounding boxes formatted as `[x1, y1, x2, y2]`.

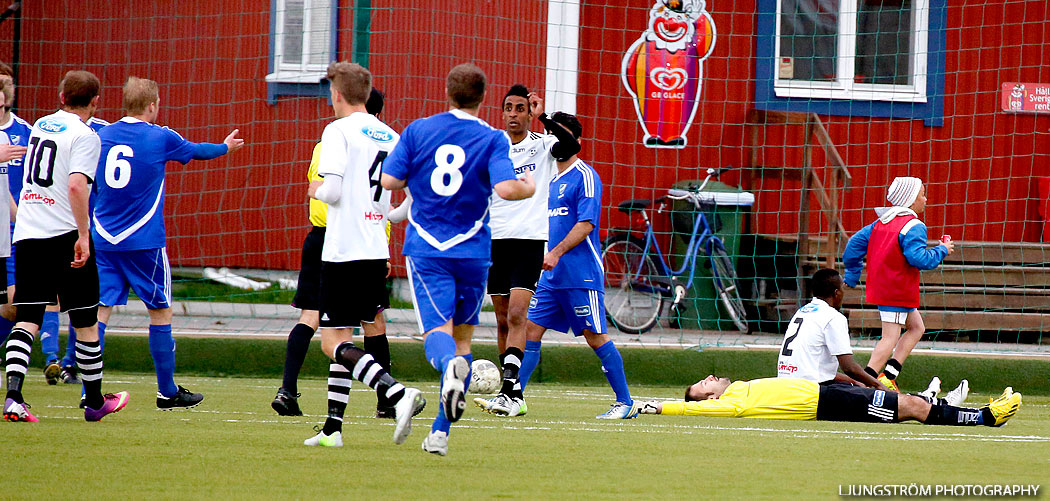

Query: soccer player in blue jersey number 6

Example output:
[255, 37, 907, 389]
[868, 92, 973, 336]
[381, 63, 536, 456]
[92, 77, 244, 409]
[517, 112, 639, 420]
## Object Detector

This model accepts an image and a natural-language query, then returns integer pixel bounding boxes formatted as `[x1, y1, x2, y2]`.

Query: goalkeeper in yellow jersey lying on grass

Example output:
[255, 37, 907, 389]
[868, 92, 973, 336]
[636, 376, 1021, 427]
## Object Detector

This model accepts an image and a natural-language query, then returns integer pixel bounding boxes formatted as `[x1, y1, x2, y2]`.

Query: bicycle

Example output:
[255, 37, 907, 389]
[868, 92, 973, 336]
[602, 167, 749, 334]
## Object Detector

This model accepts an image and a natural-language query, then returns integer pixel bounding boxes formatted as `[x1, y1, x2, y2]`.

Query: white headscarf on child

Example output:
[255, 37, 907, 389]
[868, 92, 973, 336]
[886, 177, 922, 208]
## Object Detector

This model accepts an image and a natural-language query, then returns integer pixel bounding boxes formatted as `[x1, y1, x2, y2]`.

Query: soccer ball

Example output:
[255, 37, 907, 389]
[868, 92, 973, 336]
[470, 359, 502, 394]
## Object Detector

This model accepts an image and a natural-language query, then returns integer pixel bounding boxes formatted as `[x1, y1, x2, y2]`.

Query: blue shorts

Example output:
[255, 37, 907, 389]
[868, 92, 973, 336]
[405, 255, 489, 334]
[6, 225, 15, 287]
[97, 247, 172, 310]
[527, 286, 606, 336]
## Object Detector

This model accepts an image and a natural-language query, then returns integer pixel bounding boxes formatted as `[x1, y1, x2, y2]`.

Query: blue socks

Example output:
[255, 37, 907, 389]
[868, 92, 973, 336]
[594, 340, 632, 405]
[431, 352, 472, 435]
[519, 340, 542, 389]
[61, 324, 76, 367]
[98, 321, 106, 353]
[0, 315, 13, 346]
[424, 331, 457, 373]
[426, 329, 471, 435]
[40, 310, 60, 363]
[149, 324, 178, 397]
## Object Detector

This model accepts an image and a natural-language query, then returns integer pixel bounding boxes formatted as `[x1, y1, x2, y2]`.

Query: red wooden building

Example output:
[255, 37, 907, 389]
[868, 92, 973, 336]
[1, 0, 1047, 273]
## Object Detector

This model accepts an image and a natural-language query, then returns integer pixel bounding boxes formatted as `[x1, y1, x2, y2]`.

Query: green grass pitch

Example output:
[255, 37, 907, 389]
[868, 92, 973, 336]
[4, 373, 1048, 499]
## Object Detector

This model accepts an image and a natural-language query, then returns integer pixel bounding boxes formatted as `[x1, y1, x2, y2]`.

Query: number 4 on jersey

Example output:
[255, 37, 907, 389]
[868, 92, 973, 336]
[367, 150, 388, 203]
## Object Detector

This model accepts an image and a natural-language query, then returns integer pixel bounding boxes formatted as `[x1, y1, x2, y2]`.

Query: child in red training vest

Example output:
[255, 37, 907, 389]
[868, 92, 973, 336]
[842, 177, 954, 391]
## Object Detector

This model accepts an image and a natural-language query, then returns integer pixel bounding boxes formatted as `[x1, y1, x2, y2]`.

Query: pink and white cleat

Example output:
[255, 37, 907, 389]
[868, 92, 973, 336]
[84, 391, 130, 422]
[3, 398, 39, 422]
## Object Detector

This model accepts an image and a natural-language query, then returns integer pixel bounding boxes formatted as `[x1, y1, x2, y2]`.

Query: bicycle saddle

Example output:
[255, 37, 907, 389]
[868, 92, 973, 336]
[617, 199, 652, 214]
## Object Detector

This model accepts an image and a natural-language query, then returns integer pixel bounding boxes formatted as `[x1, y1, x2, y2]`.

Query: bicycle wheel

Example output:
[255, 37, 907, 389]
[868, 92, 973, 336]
[709, 241, 748, 333]
[601, 237, 664, 334]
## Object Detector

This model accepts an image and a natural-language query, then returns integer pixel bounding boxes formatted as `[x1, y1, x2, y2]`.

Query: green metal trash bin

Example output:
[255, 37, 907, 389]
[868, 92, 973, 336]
[668, 180, 754, 331]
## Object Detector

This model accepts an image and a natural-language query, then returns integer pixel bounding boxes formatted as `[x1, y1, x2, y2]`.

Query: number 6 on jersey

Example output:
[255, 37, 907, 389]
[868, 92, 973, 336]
[104, 144, 134, 189]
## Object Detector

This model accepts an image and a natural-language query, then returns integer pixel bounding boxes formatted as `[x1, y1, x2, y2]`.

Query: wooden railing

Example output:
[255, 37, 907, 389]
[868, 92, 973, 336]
[743, 109, 852, 299]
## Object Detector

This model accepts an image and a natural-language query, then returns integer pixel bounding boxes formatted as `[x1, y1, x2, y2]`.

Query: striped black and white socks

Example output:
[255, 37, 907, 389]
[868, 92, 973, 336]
[335, 342, 406, 406]
[76, 339, 105, 409]
[321, 363, 352, 435]
[499, 347, 524, 399]
[3, 328, 33, 401]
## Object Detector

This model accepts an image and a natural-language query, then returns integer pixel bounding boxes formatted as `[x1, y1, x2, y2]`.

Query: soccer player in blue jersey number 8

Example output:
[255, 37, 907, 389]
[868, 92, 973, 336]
[93, 77, 244, 409]
[518, 112, 639, 420]
[381, 63, 536, 456]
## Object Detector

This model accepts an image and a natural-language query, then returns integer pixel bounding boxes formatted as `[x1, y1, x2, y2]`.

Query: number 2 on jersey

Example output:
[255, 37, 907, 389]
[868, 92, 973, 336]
[431, 144, 465, 197]
[780, 317, 804, 356]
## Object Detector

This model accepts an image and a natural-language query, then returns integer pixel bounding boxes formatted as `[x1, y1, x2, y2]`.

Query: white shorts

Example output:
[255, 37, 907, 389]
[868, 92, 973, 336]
[878, 309, 914, 325]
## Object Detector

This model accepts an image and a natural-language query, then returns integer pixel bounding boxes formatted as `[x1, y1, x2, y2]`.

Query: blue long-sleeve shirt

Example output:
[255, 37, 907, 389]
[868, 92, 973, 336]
[842, 219, 948, 287]
[191, 142, 228, 160]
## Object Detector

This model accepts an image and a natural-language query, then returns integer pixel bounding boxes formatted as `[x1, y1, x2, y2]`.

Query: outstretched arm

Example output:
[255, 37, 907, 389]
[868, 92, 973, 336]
[190, 129, 244, 160]
[494, 170, 535, 200]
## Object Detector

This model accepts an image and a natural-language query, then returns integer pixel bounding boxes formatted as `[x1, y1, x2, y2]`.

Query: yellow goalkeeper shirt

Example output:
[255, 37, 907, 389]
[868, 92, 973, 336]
[307, 142, 327, 227]
[660, 378, 819, 420]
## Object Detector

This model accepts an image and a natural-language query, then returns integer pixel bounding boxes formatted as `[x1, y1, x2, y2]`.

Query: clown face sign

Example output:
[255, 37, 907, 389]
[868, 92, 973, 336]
[621, 0, 716, 148]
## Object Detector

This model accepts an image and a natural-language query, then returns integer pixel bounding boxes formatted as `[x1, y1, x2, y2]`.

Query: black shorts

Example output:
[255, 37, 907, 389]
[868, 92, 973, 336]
[817, 384, 899, 423]
[13, 230, 99, 312]
[319, 259, 389, 328]
[487, 239, 544, 295]
[292, 226, 325, 311]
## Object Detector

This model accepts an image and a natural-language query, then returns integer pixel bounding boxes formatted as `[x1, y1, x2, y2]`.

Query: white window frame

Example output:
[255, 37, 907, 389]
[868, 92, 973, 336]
[774, 0, 929, 103]
[265, 0, 334, 84]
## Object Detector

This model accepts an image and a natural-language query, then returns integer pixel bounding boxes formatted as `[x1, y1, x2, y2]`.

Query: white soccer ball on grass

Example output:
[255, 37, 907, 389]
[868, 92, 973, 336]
[470, 359, 502, 394]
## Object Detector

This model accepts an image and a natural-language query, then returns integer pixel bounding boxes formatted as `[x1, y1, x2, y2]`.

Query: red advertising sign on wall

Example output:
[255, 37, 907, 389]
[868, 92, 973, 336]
[1001, 82, 1050, 113]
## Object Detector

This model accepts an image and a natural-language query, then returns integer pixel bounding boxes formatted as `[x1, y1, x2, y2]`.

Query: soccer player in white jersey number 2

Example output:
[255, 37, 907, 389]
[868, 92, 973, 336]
[518, 112, 639, 420]
[305, 62, 424, 448]
[381, 63, 536, 456]
[475, 85, 580, 417]
[93, 77, 244, 410]
[3, 71, 128, 422]
[776, 268, 888, 389]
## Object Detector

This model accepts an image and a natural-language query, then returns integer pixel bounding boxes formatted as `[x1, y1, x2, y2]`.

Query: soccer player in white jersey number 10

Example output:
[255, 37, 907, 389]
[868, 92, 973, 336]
[93, 76, 244, 410]
[381, 63, 536, 456]
[3, 71, 128, 422]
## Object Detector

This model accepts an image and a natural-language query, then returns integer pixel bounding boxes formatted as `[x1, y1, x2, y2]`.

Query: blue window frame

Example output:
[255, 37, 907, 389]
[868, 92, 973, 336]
[755, 0, 947, 126]
[266, 0, 339, 104]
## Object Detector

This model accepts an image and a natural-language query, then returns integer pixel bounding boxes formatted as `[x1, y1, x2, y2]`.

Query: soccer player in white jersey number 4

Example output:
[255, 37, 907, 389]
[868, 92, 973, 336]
[517, 113, 639, 420]
[3, 71, 128, 422]
[305, 62, 425, 448]
[93, 76, 244, 410]
[381, 63, 536, 456]
[474, 85, 580, 417]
